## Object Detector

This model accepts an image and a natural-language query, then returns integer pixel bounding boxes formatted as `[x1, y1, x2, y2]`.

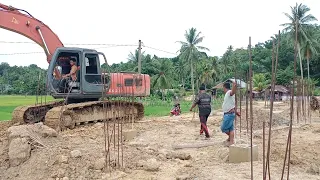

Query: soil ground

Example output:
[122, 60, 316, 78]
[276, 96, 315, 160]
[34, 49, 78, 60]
[0, 101, 320, 180]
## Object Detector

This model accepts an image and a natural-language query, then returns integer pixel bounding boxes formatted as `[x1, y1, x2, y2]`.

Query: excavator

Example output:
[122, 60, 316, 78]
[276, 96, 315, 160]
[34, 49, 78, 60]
[0, 3, 150, 131]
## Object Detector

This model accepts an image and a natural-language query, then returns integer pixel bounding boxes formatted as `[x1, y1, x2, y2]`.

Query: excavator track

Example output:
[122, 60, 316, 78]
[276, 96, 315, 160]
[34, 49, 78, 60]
[44, 100, 144, 131]
[11, 101, 65, 124]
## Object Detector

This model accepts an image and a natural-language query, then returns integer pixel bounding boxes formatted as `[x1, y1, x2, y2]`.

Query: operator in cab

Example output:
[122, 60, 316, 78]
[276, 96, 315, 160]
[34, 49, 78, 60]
[58, 58, 78, 92]
[62, 58, 77, 81]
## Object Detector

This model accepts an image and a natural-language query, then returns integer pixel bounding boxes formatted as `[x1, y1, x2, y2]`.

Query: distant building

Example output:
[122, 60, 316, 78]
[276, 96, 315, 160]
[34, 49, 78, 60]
[211, 78, 247, 90]
[261, 85, 290, 101]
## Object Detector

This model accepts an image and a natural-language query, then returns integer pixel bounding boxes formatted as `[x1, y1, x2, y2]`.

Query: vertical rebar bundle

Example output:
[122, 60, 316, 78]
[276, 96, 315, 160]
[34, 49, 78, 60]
[281, 20, 298, 180]
[263, 31, 281, 180]
[246, 70, 249, 136]
[248, 36, 254, 180]
[239, 76, 242, 139]
[101, 72, 125, 172]
[32, 71, 48, 123]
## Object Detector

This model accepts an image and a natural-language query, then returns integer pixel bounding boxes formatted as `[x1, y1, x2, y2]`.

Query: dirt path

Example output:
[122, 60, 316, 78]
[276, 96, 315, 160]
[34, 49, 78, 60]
[0, 102, 320, 180]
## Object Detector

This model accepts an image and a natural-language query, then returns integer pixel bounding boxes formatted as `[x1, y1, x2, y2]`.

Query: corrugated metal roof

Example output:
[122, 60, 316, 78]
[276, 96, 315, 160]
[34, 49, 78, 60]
[212, 78, 247, 89]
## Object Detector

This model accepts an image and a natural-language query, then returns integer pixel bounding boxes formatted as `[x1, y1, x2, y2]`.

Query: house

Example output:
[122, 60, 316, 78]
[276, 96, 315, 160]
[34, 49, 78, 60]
[211, 78, 247, 97]
[212, 78, 247, 90]
[261, 85, 290, 101]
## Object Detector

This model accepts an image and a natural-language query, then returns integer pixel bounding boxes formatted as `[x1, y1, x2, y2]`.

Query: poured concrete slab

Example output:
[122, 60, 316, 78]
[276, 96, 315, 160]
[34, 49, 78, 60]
[229, 143, 258, 163]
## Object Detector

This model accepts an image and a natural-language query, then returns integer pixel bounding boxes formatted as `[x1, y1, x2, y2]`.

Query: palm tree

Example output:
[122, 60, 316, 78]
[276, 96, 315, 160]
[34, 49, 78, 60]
[253, 73, 269, 92]
[177, 27, 209, 98]
[175, 58, 187, 89]
[301, 25, 319, 86]
[128, 49, 145, 66]
[281, 3, 317, 98]
[199, 64, 216, 88]
[219, 46, 234, 74]
[152, 58, 173, 100]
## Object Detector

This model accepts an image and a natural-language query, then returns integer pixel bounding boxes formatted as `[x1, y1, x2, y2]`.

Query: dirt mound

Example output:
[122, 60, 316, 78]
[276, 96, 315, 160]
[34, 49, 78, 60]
[267, 124, 320, 174]
[0, 108, 319, 179]
[6, 123, 58, 167]
[238, 107, 290, 130]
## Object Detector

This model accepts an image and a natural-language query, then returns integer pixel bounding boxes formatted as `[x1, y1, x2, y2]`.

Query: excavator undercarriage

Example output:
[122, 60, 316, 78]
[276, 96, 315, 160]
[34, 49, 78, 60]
[11, 100, 144, 131]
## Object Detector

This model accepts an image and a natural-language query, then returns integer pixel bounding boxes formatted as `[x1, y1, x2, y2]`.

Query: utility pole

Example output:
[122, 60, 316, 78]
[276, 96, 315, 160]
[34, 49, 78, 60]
[138, 40, 142, 74]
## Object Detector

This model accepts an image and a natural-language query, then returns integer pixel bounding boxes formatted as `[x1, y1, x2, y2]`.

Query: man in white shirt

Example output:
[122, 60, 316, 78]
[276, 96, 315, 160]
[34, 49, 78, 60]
[221, 81, 237, 146]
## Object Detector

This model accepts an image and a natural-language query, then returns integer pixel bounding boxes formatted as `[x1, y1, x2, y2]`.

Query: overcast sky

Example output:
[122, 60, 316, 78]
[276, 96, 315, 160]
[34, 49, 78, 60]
[1, 0, 320, 69]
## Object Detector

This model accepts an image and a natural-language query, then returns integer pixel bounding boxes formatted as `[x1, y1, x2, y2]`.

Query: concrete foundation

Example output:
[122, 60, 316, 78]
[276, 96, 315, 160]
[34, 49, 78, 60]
[123, 129, 138, 141]
[229, 144, 258, 163]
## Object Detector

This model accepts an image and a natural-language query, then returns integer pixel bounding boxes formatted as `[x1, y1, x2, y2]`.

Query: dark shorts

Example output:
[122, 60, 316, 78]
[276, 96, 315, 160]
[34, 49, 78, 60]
[199, 108, 211, 116]
[221, 113, 235, 133]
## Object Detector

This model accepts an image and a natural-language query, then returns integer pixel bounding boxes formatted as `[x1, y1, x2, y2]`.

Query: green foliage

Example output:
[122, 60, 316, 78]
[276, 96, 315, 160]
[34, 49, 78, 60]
[0, 95, 55, 120]
[2, 3, 320, 103]
[253, 73, 269, 91]
[0, 63, 47, 95]
[0, 95, 223, 120]
[314, 88, 320, 96]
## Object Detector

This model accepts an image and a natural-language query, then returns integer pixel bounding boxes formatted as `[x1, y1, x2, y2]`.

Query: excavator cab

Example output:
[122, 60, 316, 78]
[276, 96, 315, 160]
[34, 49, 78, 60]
[47, 47, 110, 103]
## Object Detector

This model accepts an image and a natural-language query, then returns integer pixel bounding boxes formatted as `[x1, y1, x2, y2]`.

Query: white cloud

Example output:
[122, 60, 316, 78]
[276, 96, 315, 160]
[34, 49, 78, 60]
[0, 0, 319, 69]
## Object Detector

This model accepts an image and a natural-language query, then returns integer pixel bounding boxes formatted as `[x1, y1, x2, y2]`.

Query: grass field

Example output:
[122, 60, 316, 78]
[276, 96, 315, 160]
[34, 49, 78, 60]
[0, 95, 56, 120]
[0, 95, 222, 121]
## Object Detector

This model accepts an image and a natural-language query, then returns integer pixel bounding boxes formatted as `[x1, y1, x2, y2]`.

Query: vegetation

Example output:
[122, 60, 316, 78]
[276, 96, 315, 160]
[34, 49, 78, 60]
[0, 95, 55, 120]
[0, 95, 222, 120]
[1, 3, 320, 118]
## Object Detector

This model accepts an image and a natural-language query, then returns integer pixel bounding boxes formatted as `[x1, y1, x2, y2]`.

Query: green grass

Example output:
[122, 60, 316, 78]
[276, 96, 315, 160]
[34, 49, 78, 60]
[0, 95, 55, 120]
[143, 101, 193, 117]
[143, 97, 223, 117]
[0, 95, 223, 120]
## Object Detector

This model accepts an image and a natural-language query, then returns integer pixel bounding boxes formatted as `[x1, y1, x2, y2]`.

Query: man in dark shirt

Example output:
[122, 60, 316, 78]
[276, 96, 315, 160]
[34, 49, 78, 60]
[190, 84, 212, 138]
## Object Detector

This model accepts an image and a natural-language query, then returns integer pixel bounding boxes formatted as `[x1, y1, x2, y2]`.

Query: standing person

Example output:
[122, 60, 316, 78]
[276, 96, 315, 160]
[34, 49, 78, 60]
[210, 89, 216, 116]
[221, 81, 237, 146]
[189, 84, 212, 138]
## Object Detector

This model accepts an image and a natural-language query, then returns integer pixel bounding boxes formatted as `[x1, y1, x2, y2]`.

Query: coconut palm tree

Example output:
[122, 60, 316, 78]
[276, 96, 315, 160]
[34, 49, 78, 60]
[219, 45, 234, 74]
[127, 49, 146, 72]
[177, 27, 209, 98]
[152, 58, 173, 100]
[281, 3, 317, 92]
[301, 25, 320, 86]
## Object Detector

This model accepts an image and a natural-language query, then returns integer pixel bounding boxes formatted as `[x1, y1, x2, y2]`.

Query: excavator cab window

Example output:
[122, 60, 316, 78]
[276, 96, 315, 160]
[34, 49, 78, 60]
[51, 52, 80, 93]
[56, 53, 80, 76]
[85, 55, 98, 74]
[84, 53, 101, 84]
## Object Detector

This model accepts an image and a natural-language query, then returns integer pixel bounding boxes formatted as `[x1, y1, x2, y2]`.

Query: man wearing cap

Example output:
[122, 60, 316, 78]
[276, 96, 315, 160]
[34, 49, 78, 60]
[189, 84, 212, 138]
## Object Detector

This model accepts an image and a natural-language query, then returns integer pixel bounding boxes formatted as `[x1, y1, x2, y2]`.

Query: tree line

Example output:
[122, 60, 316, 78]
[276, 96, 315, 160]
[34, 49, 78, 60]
[1, 3, 320, 97]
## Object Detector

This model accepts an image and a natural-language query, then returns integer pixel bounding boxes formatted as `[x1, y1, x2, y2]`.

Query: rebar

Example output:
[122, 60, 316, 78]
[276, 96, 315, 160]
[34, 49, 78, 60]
[234, 66, 238, 141]
[246, 70, 249, 135]
[248, 36, 253, 180]
[263, 121, 266, 180]
[265, 33, 280, 179]
[32, 71, 42, 123]
[281, 19, 298, 180]
[101, 73, 108, 170]
[239, 75, 242, 139]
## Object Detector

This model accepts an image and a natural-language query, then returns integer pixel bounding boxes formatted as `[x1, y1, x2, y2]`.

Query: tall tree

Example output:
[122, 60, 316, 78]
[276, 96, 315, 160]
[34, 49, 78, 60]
[152, 58, 173, 100]
[177, 27, 209, 98]
[281, 3, 317, 92]
[301, 25, 319, 87]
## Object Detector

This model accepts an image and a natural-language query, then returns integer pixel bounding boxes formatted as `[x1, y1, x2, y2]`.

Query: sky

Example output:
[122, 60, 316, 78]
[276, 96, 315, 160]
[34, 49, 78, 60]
[1, 0, 320, 69]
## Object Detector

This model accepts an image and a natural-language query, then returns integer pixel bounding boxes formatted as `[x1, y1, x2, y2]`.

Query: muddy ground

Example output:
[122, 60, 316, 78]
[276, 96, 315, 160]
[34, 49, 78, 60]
[0, 101, 320, 180]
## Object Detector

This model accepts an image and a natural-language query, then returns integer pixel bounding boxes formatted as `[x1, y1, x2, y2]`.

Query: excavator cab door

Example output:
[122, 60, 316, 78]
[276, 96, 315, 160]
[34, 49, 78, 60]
[81, 52, 109, 94]
[47, 48, 82, 97]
